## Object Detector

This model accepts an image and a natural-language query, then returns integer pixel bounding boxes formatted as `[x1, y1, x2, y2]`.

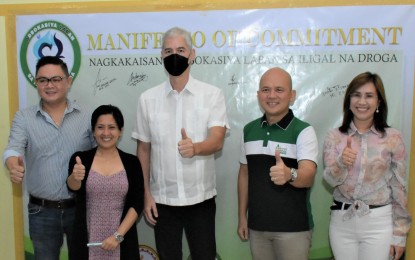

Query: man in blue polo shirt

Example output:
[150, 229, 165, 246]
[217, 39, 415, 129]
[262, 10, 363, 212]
[237, 67, 318, 260]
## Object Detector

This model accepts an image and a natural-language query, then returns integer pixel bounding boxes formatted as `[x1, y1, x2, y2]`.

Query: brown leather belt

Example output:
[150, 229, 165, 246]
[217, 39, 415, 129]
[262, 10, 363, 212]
[29, 195, 75, 209]
[330, 200, 387, 210]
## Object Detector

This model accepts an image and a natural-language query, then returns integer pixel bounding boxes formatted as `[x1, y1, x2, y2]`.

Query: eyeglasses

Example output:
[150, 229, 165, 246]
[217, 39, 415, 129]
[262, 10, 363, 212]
[35, 76, 67, 87]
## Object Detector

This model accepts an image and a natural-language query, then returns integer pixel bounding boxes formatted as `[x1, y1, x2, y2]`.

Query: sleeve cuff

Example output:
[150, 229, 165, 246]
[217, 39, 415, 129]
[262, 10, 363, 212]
[336, 154, 347, 169]
[3, 150, 21, 166]
[392, 235, 406, 247]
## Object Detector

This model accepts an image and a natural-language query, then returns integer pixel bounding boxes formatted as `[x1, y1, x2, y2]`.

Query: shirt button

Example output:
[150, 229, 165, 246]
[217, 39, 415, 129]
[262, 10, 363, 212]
[267, 132, 270, 135]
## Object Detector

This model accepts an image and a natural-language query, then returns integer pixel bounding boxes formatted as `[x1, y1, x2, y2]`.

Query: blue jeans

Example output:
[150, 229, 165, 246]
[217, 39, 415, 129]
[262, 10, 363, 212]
[28, 202, 76, 260]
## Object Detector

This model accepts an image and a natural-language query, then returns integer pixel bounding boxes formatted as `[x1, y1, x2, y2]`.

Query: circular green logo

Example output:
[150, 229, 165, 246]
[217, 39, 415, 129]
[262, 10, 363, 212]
[19, 20, 81, 88]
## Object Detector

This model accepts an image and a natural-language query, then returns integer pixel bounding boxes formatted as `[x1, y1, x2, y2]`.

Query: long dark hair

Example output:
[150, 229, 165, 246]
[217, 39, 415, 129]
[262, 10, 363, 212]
[339, 72, 389, 134]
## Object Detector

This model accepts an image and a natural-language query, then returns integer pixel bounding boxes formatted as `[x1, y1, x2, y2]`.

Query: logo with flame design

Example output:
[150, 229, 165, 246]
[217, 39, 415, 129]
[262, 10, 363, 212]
[20, 20, 81, 88]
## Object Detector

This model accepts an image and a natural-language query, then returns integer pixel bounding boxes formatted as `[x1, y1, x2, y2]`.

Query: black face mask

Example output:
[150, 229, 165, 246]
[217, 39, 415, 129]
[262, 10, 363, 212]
[163, 54, 190, 76]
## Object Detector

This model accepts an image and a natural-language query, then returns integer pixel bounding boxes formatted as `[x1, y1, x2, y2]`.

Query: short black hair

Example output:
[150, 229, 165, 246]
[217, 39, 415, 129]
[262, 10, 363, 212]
[35, 56, 69, 77]
[91, 105, 124, 130]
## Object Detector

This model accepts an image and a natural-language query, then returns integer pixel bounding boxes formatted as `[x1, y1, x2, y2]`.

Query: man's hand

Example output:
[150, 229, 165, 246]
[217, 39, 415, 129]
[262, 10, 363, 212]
[237, 217, 249, 240]
[7, 156, 25, 184]
[178, 128, 195, 158]
[143, 191, 158, 226]
[270, 149, 289, 185]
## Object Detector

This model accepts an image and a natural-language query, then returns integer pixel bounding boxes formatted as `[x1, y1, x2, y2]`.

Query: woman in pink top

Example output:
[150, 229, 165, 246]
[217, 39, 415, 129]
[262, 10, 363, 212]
[67, 105, 144, 260]
[323, 72, 411, 260]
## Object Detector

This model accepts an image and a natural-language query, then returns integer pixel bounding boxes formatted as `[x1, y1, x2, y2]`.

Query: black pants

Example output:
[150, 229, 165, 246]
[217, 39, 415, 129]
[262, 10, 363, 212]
[154, 198, 216, 260]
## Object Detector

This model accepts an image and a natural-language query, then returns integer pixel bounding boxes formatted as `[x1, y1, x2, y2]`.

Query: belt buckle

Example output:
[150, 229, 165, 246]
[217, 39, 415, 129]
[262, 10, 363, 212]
[58, 201, 62, 209]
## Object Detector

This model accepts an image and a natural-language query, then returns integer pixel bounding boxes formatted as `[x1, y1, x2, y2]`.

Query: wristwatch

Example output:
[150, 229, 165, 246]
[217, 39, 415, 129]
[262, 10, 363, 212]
[289, 168, 298, 182]
[114, 232, 124, 243]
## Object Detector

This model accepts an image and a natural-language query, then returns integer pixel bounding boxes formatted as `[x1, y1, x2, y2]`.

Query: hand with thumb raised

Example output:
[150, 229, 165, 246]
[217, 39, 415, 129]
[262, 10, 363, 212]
[178, 128, 195, 158]
[342, 136, 357, 166]
[6, 156, 25, 184]
[269, 149, 288, 185]
[72, 156, 85, 181]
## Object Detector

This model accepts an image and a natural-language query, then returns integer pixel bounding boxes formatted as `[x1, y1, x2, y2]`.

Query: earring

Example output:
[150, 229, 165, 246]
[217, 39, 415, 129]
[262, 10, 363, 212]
[376, 104, 379, 113]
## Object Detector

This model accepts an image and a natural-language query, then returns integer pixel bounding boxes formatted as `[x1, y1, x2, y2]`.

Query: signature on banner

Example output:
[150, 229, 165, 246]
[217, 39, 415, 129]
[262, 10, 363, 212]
[93, 68, 116, 95]
[127, 72, 148, 87]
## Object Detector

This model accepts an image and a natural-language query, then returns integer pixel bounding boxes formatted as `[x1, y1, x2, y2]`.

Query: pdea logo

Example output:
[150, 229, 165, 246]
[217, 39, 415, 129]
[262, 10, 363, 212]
[19, 20, 81, 88]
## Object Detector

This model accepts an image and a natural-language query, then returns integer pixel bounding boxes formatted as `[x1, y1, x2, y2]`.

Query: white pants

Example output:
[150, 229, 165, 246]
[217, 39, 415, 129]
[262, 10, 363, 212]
[329, 204, 392, 260]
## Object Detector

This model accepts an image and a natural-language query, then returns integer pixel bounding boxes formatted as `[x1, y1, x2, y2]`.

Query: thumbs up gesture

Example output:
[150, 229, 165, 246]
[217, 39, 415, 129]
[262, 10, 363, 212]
[71, 156, 85, 181]
[178, 128, 195, 158]
[341, 136, 357, 166]
[270, 149, 289, 185]
[6, 156, 25, 184]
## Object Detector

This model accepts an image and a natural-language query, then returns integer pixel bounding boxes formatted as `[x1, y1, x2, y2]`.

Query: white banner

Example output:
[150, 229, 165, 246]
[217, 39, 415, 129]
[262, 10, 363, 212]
[16, 6, 415, 259]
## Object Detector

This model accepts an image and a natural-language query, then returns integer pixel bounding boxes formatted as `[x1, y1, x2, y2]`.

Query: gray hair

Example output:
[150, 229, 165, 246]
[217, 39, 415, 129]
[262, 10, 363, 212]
[162, 27, 193, 50]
